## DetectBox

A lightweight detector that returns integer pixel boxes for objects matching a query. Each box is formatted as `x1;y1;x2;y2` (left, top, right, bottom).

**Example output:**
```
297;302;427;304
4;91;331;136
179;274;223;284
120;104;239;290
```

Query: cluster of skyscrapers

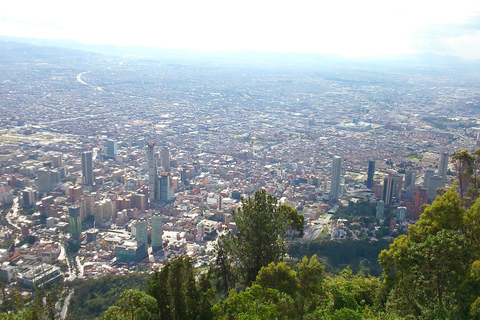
331;152;450;220
148;142;174;204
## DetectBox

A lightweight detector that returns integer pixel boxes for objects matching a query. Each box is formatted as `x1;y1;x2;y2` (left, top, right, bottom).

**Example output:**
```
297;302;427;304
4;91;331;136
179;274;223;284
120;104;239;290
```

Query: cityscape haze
0;14;480;316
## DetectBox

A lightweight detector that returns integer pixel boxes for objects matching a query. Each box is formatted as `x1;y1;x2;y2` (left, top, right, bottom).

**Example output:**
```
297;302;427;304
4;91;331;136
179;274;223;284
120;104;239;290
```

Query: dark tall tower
383;177;394;206
147;142;158;202
81;151;93;186
367;160;375;189
69;206;82;239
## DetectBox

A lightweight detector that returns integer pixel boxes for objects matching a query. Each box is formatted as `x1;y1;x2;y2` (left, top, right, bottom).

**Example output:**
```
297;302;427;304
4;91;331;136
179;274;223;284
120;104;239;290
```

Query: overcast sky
2;0;480;59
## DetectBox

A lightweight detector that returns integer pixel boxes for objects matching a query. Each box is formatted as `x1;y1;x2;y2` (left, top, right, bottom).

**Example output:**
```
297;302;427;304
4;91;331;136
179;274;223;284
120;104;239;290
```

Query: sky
1;0;480;59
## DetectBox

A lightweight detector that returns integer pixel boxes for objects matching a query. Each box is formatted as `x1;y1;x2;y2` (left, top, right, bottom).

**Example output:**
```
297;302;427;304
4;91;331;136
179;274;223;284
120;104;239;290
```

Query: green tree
408;185;464;243
296;255;325;318
213;284;292;320
285;205;305;238
231;189;298;284
104;289;158;320
146;256;215;320
213;233;237;293
256;262;298;297
379;186;479;319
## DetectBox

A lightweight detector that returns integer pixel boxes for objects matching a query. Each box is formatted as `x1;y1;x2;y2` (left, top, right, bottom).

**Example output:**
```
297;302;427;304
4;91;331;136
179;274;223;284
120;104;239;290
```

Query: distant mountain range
1;35;479;71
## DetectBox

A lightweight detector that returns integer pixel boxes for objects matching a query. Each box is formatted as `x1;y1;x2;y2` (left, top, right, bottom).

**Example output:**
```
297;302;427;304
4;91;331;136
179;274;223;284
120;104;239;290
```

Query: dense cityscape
1;39;480;317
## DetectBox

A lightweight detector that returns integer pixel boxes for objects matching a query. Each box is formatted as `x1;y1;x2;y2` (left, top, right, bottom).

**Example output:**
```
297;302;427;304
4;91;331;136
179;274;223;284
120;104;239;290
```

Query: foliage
288;239;389;276
67;274;148;320
146;256;215;320
104;289;158;320
380;185;480;319
336;200;376;219
212;233;237;293
230;189;302;285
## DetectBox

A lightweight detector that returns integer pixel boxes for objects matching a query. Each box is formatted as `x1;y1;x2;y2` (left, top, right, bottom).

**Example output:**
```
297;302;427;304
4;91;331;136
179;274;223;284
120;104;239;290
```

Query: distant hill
1;35;480;71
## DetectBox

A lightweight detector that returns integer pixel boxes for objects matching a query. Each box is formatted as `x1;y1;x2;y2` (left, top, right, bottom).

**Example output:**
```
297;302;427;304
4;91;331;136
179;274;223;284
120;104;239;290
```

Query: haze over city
2;0;480;59
2;2;480;318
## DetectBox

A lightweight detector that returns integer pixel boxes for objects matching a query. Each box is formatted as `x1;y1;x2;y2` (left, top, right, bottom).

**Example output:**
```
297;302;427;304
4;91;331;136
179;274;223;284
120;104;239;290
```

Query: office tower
160;147;170;172
159;172;175;202
151;213;163;251
383;177;394;205
147;142;158;202
81;151;94;186
22;188;36;207
136;218;148;257
396;206;407;222
438;152;449;184
423;169;435;188
376;200;385;222
106;140;118;158
331;156;342;201
404;170;416;188
51;155;62;168
392;174;403;200
37;167;51;194
413;187;428;220
367;160;375;189
69;206;82;237
427;175;444;201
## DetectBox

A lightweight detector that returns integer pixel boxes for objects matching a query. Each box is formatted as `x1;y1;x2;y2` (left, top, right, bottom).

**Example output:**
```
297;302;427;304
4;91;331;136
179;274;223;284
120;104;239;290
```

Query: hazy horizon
2;1;480;60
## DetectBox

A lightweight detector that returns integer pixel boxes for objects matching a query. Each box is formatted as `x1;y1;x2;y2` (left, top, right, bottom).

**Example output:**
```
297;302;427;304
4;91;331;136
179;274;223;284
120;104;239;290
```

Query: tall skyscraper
151;213;163;251
81;151;94;186
37;167;51;194
136;218;148;257
159;172;175;202
331;156;342;201
106;140;118;158
427;175;444;201
413;187;428;220
438;152;449;184
404;170;416;188
160;147;171;172
423;169;435;188
383;177;394;205
367;160;375;189
147;142;158;202
69;206;82;238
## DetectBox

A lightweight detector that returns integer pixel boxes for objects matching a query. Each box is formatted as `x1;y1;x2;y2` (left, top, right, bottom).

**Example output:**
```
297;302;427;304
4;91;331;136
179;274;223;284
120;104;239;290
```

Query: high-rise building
438;152;449;184
423;169;435;188
427;175;444;201
37;168;51;194
404;170;416;188
413;187;428;220
151;213;163;251
81;151;94;186
159;172;175;202
136;218;148;257
160;147;170;172
396;206;407;222
367;160;375;189
376;200;385;222
69;206;82;237
383;177;394;205
106;140;118;158
147;142;158;202
331;156;342;202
